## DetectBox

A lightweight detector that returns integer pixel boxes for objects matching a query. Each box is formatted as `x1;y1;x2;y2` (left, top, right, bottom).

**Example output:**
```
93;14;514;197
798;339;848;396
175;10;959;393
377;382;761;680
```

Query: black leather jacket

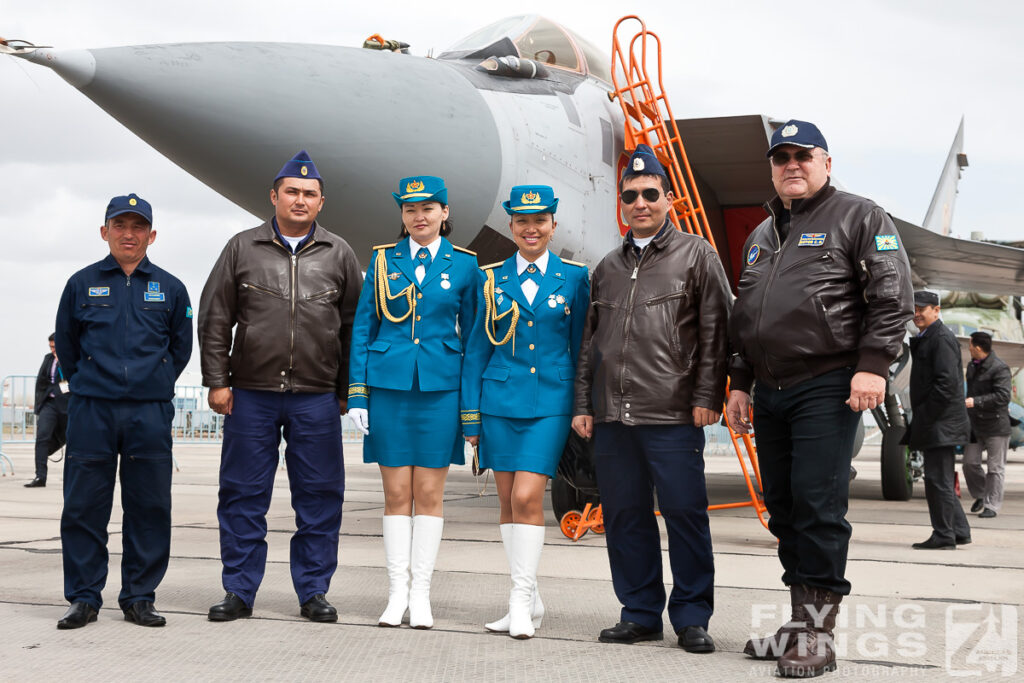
729;181;913;392
574;224;732;424
966;351;1012;437
198;220;363;398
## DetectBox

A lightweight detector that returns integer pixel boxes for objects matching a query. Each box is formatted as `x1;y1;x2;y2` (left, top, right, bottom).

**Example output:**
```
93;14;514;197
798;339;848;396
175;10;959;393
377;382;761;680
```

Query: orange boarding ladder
557;16;767;541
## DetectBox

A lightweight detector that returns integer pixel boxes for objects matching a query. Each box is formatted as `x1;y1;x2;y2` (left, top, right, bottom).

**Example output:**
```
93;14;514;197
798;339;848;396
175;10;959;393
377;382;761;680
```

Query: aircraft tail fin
922;117;968;235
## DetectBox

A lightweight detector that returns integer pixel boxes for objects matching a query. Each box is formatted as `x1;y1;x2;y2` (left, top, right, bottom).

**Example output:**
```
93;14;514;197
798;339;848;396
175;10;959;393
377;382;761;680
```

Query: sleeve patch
874;235;899;251
185;306;194;319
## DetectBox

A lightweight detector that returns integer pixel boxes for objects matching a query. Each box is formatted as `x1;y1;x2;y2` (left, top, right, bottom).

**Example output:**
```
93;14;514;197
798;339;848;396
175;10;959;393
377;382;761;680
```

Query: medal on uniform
555;295;565;304
497;294;504;305
564;305;571;315
548;296;557;308
388;272;400;280
440;272;451;290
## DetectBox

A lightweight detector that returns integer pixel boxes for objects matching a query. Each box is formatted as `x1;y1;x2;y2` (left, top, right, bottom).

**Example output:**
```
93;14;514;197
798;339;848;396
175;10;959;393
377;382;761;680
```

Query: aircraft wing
956;337;1024;370
893;217;1024;294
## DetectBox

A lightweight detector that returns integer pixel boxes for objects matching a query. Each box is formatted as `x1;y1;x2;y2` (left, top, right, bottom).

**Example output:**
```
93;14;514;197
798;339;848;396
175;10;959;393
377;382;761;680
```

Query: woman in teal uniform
347;176;480;630
464;185;589;639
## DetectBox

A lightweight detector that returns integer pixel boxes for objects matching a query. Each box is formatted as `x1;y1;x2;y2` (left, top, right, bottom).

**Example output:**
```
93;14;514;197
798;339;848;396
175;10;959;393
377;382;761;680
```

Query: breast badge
440;273;452;290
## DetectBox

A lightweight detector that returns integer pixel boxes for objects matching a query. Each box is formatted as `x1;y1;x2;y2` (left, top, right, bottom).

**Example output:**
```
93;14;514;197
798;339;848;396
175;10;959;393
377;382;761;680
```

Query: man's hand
347;408;369;435
965;397;975;409
846;371;886;412
464;435;480;446
572;415;593;439
338;398;347;414
693;406;720;428
725;390;752;434
209;387;233;415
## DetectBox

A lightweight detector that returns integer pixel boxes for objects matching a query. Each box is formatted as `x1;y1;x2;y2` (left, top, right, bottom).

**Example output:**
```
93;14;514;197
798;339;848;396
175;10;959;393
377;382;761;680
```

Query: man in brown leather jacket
198;151;362;624
572;145;731;654
726;121;913;677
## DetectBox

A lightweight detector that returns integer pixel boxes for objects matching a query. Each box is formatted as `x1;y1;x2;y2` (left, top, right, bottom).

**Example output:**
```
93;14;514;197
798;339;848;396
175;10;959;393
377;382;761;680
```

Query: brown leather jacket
198;220;363;398
574;224;732;425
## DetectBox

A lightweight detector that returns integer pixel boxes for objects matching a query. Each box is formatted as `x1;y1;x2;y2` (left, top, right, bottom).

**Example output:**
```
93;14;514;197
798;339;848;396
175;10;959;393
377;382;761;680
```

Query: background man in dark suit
26;333;69;487
963;331;1012;518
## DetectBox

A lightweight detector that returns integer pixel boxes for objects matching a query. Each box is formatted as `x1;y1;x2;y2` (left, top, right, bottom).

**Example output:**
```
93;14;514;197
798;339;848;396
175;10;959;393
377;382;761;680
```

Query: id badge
58;381;70;394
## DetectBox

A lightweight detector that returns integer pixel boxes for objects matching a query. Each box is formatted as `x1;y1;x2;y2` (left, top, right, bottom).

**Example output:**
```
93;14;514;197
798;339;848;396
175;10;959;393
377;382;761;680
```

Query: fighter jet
5;15;1024;503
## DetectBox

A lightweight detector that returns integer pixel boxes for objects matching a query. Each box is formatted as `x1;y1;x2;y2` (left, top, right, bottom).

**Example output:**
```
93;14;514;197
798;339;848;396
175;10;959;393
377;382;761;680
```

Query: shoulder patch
373;243;397;250
874;235;899;251
561;259;587;268
453;245;477;256
480;261;504;270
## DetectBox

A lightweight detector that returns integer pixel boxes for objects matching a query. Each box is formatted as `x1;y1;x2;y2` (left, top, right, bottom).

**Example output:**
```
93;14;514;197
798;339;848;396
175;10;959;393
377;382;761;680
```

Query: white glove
347;408;369;435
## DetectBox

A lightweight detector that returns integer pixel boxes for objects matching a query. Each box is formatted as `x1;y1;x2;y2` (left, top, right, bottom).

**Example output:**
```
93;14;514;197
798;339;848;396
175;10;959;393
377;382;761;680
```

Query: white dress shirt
516;250;549;305
409;236;441;284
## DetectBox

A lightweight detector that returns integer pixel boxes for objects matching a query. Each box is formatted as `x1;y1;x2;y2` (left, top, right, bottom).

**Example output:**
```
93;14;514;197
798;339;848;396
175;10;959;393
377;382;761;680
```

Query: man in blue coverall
54;193;193;629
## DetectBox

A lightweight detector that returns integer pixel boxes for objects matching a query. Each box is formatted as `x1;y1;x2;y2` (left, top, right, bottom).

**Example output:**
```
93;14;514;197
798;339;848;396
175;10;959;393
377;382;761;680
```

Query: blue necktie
415;247;432;270
520;265;541;286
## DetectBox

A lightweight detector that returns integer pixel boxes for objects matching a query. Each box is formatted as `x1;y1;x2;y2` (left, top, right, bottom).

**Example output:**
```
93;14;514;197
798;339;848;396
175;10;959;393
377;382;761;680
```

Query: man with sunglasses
726;120;912;677
573;144;732;654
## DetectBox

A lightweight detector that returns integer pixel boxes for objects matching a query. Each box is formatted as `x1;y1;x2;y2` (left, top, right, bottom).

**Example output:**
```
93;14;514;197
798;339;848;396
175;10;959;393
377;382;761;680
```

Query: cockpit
439;15;612;84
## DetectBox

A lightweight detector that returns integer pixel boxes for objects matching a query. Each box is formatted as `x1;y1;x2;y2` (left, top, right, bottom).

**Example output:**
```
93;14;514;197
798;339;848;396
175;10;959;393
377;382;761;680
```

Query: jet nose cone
20;48;97;88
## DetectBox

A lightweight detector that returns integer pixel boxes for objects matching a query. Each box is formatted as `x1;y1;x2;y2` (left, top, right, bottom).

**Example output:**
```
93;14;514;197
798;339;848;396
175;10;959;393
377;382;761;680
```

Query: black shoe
912;536;956;550
24;478;46;488
970;498;984;513
598;621;663;644
208;592;252;621
677;625;716;653
956;535;972;546
123;601;166;627
979;508;997;518
57;602;97;630
300;594;338;623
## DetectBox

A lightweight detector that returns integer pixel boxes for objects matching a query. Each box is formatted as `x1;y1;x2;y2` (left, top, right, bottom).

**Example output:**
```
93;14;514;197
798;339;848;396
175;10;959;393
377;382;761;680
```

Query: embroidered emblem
875;235;899;251
88;286;110;297
144;292;166;302
797;233;826;247
406;179;425;193
781;124;798;137
147;281;161;293
632;157;645;171
521;191;541;205
746;244;760;266
185;306;193;319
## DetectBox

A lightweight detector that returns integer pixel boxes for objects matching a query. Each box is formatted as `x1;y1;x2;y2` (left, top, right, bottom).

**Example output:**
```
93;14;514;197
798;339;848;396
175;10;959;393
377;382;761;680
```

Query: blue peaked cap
274;150;322;183
502;184;559;215
105;193;153;224
392;176;448;206
766;120;828;157
622;144;667;180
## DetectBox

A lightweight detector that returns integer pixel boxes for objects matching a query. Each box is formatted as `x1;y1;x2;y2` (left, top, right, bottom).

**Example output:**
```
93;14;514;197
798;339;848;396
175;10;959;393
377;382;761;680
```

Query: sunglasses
620;188;662;204
770;149;820;166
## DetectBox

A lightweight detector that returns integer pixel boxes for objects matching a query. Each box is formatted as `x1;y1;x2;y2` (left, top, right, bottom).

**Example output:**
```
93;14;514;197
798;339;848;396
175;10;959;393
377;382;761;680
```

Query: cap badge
406;180;425;193
781;124;798;138
300;165;308;176
522;191;541;205
632;157;645;171
128;197;137;206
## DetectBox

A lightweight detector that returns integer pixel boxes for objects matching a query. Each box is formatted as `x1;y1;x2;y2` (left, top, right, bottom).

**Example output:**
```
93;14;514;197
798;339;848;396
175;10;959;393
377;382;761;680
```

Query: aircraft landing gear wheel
586;506;605;534
881;426;913;501
560;510;585;540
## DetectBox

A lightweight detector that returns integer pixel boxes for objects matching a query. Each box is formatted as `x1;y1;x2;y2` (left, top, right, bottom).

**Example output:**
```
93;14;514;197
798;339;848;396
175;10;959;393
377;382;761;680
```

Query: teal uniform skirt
479;415;571;477
364;386;465;468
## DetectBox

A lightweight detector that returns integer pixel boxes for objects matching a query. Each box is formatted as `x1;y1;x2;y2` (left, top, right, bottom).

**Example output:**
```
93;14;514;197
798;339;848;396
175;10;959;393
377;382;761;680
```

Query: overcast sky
1;0;1020;379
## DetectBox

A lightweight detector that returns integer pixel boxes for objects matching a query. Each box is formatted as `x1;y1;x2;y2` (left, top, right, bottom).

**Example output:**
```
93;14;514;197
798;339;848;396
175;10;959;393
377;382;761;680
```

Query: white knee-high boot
485;523;544;632
408;514;444;629
509;523;546;639
378;515;412;627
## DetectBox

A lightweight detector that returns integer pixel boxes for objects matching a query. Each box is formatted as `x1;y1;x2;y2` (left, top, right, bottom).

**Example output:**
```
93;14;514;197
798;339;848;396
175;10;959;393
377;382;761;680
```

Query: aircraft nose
21;42;503;258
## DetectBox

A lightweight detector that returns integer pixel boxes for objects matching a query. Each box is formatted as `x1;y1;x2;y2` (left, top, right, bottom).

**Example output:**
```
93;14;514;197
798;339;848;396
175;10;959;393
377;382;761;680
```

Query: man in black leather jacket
963;331;1010;518
726;121;913;678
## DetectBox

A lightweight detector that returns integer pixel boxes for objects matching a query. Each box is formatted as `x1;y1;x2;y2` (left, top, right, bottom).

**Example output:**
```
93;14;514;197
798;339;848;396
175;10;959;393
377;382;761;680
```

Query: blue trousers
753;367;860;595
218;389;345;606
593;422;714;633
61;396;174;610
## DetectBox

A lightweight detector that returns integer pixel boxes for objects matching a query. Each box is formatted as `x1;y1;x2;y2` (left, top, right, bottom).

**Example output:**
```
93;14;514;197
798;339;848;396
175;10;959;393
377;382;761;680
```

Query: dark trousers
753;367;859;595
218;389;345;606
34;400;68;481
593;422;714;632
922;446;971;543
61;396;174;610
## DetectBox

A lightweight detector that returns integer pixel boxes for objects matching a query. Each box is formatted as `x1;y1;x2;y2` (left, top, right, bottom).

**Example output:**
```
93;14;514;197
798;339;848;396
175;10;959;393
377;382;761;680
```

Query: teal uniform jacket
348;236;482;434
464;252;590;419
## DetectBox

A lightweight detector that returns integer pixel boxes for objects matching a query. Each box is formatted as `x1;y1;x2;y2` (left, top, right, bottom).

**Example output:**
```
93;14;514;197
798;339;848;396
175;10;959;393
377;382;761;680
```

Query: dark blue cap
914;290;939;307
105;193;152;224
622;144;667;179
274;150;322;183
502;185;559;215
392;176;448;206
766;120;829;157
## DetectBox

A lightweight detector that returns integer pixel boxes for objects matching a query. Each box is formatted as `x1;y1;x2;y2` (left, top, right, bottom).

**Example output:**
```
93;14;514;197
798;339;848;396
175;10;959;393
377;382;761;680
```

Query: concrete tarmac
0;441;1021;681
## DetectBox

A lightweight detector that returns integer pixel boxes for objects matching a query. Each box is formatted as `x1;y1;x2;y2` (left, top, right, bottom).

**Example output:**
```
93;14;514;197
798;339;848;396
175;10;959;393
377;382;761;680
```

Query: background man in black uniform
26;333;69;487
963;331;1012;519
726;121;913;678
908;290;971;549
